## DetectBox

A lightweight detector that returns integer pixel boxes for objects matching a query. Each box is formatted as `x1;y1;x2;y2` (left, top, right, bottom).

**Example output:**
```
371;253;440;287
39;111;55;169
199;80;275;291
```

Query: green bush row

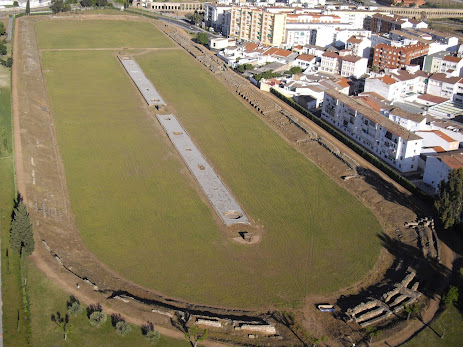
270;88;431;201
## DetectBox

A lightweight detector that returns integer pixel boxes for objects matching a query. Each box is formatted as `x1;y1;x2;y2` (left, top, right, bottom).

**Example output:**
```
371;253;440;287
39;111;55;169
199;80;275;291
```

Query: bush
116;321;131;336
145;329;160;343
89;311;107;327
142;322;160;343
67;301;82;316
443;286;459;305
195;32;209;46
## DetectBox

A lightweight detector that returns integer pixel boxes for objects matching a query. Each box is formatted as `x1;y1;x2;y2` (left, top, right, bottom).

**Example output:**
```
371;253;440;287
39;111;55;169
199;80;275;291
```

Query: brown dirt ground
12;13;457;346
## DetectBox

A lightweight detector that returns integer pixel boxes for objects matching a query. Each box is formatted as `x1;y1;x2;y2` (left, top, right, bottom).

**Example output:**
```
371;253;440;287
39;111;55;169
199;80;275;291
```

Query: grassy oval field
37;19;383;308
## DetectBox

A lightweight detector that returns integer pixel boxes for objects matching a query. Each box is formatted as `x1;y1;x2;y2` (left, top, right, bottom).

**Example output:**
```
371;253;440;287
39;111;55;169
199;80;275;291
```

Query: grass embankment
0;84;28;345
26;260;188;346
404;305;463;346
37;19;382;308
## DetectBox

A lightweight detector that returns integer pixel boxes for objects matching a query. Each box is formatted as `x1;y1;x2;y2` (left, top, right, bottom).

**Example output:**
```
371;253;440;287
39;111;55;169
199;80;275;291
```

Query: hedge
270;88;431;201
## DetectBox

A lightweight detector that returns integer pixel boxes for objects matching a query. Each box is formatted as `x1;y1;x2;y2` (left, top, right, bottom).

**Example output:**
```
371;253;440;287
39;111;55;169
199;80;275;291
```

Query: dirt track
11;13;457;346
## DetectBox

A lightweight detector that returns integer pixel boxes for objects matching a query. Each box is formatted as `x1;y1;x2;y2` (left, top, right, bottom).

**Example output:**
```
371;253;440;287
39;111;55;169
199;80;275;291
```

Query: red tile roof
379;75;398;85
417;94;449;104
347;36;362;44
443;55;462;63
296;54;316;62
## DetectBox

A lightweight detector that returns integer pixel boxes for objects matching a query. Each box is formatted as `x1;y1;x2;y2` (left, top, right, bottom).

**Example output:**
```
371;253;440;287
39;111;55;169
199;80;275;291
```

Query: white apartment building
320;51;368;78
364;70;428;102
423;150;463;193
293;54;317;72
435;55;463;76
385;108;427;132
426;74;462;100
334;29;371;47
346;35;371;59
322;89;422;172
204;3;233;33
285;23;357;48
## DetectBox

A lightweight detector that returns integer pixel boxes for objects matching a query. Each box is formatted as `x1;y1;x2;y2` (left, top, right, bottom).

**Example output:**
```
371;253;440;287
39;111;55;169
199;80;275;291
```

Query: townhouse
320;51;368;78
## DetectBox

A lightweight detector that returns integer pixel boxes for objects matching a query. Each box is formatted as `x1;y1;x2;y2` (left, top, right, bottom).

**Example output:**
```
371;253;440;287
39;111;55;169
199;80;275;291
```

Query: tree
443;286;459;305
26;0;30;15
67;296;82;316
286;66;303;75
0;43;6;56
51;311;72;340
4;57;13;68
10;197;35;256
80;0;92;6
51;0;65;13
13;1;18;6
0;23;6;36
434;168;463;229
89;311;107;327
403;303;420;321
237;63;253;73
142;322;160;343
185;326;208;347
115;321;131;336
195;32;209;46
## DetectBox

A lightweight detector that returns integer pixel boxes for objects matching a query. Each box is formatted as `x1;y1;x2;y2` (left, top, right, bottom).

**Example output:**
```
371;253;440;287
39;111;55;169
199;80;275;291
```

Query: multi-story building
320;51;368;78
364;70;428;101
204;3;233;33
346;36;371;58
322;89;422;172
372;43;429;69
370;13;426;34
229;7;287;46
423;150;463;193
426;74;462;99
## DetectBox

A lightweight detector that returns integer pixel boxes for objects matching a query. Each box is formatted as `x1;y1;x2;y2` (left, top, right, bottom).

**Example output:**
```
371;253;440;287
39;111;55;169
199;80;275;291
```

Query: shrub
116;321;131;336
67;301;82;316
145;329;160;343
443;286;459;305
89;311;107;327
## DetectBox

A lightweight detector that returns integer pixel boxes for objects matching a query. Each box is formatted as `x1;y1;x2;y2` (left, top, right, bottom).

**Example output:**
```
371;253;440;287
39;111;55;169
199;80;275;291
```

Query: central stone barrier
157;114;249;226
118;55;166;108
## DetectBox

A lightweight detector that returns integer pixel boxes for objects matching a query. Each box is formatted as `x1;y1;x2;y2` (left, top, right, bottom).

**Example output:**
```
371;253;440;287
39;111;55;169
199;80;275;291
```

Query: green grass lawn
35;20;175;49
0;87;28;346
26;260;188;347
404;305;463;347
37;20;383;308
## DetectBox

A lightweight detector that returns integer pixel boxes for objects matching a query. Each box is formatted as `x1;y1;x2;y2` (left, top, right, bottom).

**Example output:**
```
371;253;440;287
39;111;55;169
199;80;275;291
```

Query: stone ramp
157;114;249;226
118;56;166;107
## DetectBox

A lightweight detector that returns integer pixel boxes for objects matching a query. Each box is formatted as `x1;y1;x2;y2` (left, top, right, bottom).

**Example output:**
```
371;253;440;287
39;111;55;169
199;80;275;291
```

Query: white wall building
322;89;422;172
320;51;367;78
346;35;371;59
204;3;233;33
423;151;463;193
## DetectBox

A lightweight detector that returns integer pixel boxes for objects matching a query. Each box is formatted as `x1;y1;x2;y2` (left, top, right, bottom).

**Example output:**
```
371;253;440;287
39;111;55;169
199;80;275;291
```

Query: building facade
229;7;287;46
322;89;422;172
373;43;429;69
